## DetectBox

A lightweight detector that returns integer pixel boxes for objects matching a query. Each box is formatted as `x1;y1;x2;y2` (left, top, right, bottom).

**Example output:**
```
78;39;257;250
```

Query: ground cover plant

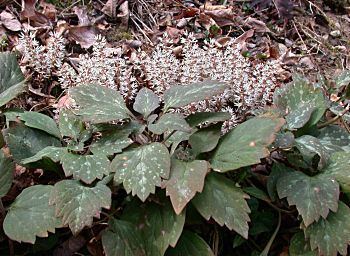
0;0;350;255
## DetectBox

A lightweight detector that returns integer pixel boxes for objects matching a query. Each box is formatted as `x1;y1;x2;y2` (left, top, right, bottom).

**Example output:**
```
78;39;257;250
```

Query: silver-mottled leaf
289;232;317;256
0;150;14;197
318;125;350;153
335;70;350;88
133;87;160;118
59;109;83;140
21;146;65;164
186;112;231;127
149;113;192;135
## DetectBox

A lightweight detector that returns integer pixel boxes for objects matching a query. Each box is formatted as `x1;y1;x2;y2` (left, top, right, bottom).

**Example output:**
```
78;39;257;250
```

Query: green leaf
133;87;160;118
111;143;170;202
149;113;192;135
296;135;330;170
186;112;231;127
243;187;269;201
289;232;317;256
274;75;327;129
189;123;222;155
267;163;293;201
22;146;65;164
58;109;83;140
17;112;61;138
102;218;146;256
318;125;350;153
335;70;350;88
165;159;209;214
122;199;185;256
163;80;228;110
49;180;111;235
304;202;350;256
90;128;133;156
165;231;214;256
69;84;131;123
277;171;339;226
274;131;295;149
61;152;111;184
3;185;62;244
211;117;285;172
4;124;61;163
322;151;350;192
192;173;251;238
0;150;14;197
0;52;26;107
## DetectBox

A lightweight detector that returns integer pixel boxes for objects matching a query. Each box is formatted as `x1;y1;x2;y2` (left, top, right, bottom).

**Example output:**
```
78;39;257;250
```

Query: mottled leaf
59;109;83;140
133;87;160;117
192;173;251;238
112;143;170;201
277;171;339;226
186;112;231;127
211;117;285;172
274;131;295;149
4;124;61;163
304;202;350;256
274;75;327;129
21;146;65;164
267;163;293;201
149;113;192;135
17;111;61;138
165;231;214;256
189;123;222;155
69;84;131;123
61;152;110;184
289;232;317;256
335;70;350;88
49;180;111;235
165;159;209;214
163;80;228;110
0;52;26;107
318;125;350;153
3;185;62;243
122;199;185;256
0;150;14;197
102;218;146;256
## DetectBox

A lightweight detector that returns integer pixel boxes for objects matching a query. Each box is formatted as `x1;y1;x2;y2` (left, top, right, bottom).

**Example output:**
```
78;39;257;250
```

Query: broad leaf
192;173;251;238
18;112;61;138
112;142;170;201
295;135;330;170
149;113;192;135
318;125;350;153
211;117;285;172
102;218;146;256
59;109;83;140
274;75;326;129
335;70;350;88
163;80;228;110
186;112;231;127
165;231;214;256
49;180;111;235
3;185;62;243
165;159;209;214
61;152;110;184
21;146;65;164
289;232;317;256
267;163;293;201
69;84;131;123
189;123;222;155
322;152;350;192
133;87;160;117
122;199;185;256
277;171;339;226
0;150;14;197
0;52;26;107
90;128;133;156
304;202;350;256
4;124;61;163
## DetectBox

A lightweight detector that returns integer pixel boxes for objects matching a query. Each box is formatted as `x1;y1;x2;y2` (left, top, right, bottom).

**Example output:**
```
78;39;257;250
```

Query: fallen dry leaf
20;0;51;27
245;17;270;33
0;11;22;31
202;6;236;27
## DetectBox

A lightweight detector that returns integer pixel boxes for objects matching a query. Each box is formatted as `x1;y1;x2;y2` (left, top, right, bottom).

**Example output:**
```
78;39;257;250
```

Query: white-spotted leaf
0;150;14;197
133;87;160;118
149;113;192;135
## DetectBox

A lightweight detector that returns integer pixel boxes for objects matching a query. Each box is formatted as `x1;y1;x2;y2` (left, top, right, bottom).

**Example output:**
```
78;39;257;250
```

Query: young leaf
4;124;61;163
149;113;192;135
165;231;214;256
322;152;350;192
189;123;222;155
61;152;111;184
211;117;285;172
0;52;26;107
69;84;131;123
90;128;133;156
289;232;317;256
274;75;327;130
59;109;83;140
186;112;231;127
122;199;185;256
3;185;62;244
192;173;251;238
0;150;14;197
102;218;146;256
163;80;228;110
133;87;160;118
17;111;61;138
304;202;350;256
49;180;111;235
111;142;170;202
165;159;209;214
277;171;339;227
